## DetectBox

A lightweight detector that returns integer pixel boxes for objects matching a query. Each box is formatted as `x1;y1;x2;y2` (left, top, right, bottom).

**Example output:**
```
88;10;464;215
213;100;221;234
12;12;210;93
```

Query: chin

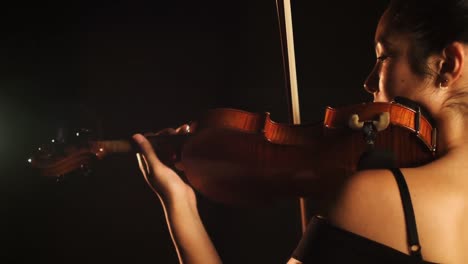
373;95;392;103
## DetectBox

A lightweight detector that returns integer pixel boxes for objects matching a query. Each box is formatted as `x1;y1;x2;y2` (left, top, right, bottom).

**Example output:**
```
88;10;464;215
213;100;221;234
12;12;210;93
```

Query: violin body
30;100;437;206
181;101;436;205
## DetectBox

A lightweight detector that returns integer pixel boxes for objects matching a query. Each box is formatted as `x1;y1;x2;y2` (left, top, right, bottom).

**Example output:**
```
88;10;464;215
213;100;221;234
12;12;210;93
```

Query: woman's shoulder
326;166;468;263
327;169;406;247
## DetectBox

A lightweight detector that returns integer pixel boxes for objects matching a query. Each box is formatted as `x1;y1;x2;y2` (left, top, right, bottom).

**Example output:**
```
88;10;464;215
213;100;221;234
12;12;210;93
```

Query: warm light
51;139;55;143
28;158;32;163
99;148;104;152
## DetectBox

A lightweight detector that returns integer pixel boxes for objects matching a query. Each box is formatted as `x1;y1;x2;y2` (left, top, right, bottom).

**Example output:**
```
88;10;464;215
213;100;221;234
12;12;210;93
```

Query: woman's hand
133;125;222;264
133;124;195;205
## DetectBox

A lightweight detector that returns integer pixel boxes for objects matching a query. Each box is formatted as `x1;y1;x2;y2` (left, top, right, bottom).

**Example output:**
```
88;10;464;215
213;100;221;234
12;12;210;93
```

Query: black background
2;0;387;263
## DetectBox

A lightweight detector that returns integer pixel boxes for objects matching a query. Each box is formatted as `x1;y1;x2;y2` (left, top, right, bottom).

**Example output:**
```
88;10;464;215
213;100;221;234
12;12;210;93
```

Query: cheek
379;64;398;97
379;62;410;98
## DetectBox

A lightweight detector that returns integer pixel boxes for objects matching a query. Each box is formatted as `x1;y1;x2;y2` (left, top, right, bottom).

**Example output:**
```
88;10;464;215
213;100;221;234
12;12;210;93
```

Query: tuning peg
75;128;93;138
70;128;95;146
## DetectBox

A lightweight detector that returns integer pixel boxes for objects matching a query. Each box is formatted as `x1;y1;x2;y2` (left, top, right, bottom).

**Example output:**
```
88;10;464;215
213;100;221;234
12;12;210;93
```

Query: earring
439;78;449;89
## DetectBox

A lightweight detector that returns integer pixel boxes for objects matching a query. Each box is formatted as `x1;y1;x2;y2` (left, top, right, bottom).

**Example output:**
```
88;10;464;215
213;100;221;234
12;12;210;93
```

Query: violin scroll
28;127;108;178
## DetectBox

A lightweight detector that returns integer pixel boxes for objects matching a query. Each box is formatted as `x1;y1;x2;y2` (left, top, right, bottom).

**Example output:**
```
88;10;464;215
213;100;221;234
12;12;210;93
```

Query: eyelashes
377;55;389;62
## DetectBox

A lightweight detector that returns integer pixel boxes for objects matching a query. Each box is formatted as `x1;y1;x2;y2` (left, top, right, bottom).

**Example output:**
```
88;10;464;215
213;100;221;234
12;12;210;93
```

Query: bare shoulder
327;166;468;262
328;169;400;220
327;169;409;252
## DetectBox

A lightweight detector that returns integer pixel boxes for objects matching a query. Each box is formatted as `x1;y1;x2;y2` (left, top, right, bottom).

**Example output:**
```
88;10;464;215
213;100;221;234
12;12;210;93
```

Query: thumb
132;133;164;172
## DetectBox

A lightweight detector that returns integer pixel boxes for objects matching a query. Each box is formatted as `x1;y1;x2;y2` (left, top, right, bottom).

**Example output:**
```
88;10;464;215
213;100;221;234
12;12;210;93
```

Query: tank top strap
389;168;423;260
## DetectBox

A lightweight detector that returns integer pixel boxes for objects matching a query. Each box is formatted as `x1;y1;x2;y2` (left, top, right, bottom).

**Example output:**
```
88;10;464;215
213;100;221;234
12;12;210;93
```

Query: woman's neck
434;107;468;157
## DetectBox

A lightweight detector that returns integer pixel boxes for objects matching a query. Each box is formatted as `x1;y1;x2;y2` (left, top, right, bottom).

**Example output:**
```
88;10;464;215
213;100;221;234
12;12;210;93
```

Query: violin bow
275;0;308;233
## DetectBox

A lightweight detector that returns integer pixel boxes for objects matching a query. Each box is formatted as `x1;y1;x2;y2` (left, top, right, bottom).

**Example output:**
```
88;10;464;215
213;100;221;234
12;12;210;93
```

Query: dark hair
387;0;468;76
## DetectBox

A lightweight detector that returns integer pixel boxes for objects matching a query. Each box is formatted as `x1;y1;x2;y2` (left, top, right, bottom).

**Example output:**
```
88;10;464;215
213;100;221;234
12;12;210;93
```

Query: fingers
132;133;163;170
175;124;191;134
152;128;177;136
136;153;150;175
136;152;160;195
134;124;189;174
144;124;191;136
136;152;150;183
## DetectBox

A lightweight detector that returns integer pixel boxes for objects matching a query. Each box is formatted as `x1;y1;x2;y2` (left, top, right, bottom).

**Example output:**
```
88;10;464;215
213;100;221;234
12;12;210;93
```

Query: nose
363;64;379;94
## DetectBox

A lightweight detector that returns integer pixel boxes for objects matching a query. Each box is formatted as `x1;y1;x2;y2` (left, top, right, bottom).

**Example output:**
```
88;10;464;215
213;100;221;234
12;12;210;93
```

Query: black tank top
291;168;438;264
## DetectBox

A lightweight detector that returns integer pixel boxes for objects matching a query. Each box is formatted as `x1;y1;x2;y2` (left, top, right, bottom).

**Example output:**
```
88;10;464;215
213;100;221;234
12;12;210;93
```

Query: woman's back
329;154;468;263
407;154;468;262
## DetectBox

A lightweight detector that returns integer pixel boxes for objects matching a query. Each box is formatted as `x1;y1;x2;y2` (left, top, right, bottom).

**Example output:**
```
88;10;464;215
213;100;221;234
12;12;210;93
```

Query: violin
29;98;437;206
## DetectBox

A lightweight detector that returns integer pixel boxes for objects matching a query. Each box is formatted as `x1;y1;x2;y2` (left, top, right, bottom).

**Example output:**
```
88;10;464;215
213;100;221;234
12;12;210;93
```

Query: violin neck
93;134;189;163
93;140;133;154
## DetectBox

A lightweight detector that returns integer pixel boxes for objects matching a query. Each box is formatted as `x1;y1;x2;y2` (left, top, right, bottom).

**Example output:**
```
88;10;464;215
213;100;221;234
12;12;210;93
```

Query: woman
133;0;468;263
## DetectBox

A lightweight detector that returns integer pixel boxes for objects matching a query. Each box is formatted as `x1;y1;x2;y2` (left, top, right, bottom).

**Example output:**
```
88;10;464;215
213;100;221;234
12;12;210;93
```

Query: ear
438;42;465;86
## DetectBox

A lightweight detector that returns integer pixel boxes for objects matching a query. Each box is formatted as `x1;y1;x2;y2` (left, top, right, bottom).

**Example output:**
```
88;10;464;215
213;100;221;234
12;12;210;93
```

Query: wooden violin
29;98;437;206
